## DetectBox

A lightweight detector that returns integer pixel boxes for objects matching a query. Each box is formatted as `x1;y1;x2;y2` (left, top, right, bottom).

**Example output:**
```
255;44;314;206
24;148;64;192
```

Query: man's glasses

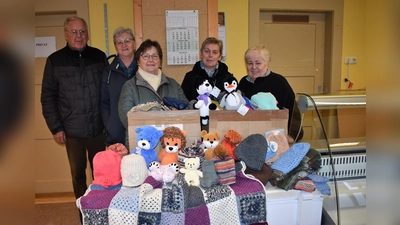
115;38;134;46
141;54;160;60
65;29;87;36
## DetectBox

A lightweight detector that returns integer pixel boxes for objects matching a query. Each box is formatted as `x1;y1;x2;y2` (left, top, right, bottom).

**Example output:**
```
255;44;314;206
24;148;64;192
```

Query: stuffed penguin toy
219;76;246;110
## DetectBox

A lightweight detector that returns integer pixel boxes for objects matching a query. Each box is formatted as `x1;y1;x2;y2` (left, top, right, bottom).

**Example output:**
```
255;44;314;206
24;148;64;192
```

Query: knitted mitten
213;155;236;185
200;160;219;189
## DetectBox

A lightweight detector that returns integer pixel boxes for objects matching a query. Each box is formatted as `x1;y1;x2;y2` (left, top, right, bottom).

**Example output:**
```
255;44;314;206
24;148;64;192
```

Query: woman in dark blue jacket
101;27;138;146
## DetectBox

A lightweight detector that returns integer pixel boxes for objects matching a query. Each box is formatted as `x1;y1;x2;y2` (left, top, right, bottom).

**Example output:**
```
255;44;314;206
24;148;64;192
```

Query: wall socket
345;57;357;64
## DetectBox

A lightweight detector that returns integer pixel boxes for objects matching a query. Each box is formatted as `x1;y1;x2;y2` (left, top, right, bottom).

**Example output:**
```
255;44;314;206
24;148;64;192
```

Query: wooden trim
35;11;76;16
207;0;218;38
133;0;143;47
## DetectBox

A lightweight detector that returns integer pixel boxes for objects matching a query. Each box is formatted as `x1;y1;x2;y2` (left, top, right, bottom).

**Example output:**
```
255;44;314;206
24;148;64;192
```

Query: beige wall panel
35;0;88;23
262;24;316;67
35;140;73;193
35;85;53;139
35;58;47;85
286;76;314;95
35;13;74;27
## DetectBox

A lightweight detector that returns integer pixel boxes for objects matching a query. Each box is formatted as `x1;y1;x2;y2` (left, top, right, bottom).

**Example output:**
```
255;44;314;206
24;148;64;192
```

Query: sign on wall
35;36;56;58
165;10;199;65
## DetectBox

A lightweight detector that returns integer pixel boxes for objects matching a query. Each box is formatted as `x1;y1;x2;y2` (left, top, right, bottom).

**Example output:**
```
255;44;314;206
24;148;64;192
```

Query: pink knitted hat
92;150;122;188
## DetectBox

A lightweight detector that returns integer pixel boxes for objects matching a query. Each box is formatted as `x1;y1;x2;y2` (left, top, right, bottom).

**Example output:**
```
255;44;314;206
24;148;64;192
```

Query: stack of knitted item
234;130;330;195
234;134;272;185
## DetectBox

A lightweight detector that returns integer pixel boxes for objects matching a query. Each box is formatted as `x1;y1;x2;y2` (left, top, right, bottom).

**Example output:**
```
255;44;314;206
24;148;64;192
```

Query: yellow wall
341;0;366;90
218;0;248;79
88;0;134;57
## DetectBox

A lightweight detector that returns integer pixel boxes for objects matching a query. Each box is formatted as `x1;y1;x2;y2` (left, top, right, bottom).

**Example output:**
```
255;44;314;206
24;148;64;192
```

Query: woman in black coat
181;37;233;102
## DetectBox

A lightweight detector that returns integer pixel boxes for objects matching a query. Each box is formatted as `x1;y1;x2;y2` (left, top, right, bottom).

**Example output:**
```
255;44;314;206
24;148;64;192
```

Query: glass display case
294;91;366;225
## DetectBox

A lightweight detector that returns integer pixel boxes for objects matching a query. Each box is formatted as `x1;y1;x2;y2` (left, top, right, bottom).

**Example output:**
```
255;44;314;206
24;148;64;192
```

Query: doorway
259;12;326;95
248;0;344;94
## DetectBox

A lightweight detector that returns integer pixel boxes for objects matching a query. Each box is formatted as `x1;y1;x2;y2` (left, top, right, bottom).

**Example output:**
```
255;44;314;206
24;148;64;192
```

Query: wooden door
259;12;326;95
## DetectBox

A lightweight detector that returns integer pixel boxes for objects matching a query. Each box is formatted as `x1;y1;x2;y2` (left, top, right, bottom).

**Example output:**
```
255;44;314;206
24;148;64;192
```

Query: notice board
134;0;217;84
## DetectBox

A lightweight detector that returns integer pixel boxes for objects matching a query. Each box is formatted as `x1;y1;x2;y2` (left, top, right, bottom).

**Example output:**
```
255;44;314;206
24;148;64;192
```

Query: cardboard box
127;110;200;152
209;109;289;138
127;109;289;152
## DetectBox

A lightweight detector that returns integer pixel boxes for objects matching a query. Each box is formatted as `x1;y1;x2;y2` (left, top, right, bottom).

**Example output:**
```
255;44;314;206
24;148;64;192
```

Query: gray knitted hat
234;134;268;171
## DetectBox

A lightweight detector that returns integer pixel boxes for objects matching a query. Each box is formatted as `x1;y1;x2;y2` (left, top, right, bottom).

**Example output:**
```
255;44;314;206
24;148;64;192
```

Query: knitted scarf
138;67;162;91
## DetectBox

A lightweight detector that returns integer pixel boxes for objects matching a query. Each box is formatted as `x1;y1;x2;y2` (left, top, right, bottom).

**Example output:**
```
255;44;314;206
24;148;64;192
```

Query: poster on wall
35;36;56;58
165;10;199;65
218;12;227;61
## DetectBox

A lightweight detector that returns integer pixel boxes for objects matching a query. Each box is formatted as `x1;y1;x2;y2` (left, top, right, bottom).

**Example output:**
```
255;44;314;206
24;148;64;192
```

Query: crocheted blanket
77;170;267;225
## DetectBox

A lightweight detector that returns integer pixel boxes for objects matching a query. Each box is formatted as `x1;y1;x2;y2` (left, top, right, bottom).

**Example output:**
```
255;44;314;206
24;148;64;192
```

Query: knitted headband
92;150;122;188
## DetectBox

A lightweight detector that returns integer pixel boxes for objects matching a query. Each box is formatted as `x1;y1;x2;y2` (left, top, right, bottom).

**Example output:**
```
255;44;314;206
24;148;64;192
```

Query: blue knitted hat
271;142;310;174
250;92;279;110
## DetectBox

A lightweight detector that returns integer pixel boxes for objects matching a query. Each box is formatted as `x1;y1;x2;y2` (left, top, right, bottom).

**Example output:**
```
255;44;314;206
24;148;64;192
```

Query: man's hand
53;131;66;145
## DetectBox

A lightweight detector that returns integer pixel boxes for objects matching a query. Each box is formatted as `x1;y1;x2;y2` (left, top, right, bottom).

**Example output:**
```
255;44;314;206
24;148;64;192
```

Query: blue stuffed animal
132;126;163;169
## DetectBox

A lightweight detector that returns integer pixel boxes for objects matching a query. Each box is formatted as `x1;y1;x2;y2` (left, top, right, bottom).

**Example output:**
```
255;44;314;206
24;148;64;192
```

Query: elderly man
41;16;108;202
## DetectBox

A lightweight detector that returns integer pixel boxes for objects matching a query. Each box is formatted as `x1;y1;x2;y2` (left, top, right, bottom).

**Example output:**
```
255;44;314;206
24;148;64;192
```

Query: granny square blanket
77;170;267;225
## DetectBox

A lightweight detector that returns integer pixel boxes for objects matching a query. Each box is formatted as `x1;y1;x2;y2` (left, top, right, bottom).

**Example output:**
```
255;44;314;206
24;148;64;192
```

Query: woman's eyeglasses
115;38;134;46
141;54;160;60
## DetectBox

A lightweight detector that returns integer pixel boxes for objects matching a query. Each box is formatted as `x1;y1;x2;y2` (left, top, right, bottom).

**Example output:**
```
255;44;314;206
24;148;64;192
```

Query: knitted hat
92;150;122;188
265;130;290;164
271;142;310;174
107;143;128;158
121;154;148;187
178;139;205;170
250;92;279;110
234;134;268;171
